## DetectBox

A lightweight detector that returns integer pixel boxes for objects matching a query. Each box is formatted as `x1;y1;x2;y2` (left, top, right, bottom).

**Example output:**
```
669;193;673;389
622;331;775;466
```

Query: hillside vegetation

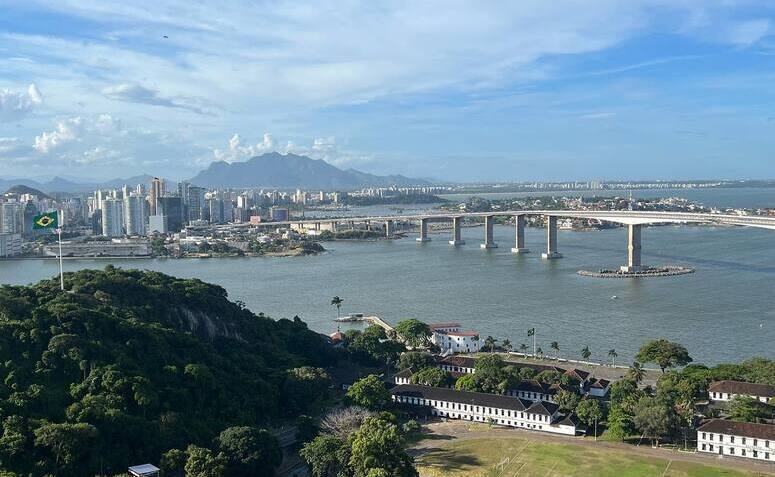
0;267;336;476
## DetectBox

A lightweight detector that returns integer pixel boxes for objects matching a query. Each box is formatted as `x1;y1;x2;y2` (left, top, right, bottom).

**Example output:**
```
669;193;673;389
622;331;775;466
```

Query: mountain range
189;152;427;188
2;153;428;194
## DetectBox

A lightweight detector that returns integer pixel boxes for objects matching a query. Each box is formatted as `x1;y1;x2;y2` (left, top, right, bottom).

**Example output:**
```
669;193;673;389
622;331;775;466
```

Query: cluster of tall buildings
85;179;308;238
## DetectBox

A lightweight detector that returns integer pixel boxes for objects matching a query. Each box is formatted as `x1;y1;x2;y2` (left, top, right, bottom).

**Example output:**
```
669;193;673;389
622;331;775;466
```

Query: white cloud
211;132;377;170
102;83;207;114
33;117;85;153
0;83;43;120
213;132;276;162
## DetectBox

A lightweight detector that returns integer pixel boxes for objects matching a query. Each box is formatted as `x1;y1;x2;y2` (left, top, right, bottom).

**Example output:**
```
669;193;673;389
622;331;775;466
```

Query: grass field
415;437;775;477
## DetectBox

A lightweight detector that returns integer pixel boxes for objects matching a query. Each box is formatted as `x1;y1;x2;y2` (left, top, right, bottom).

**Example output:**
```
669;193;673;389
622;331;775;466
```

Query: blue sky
1;1;774;182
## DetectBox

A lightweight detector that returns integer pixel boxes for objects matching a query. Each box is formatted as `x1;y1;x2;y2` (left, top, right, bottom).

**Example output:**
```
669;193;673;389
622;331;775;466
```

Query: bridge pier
541;216;562;259
480;215;498;249
620;224;643;272
511;214;530;254
385;220;394;238
449;216;465;245
416;218;431;242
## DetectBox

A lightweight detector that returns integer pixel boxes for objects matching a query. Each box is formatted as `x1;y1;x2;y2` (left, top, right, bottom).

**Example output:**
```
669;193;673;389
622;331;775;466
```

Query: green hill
0;267;336;476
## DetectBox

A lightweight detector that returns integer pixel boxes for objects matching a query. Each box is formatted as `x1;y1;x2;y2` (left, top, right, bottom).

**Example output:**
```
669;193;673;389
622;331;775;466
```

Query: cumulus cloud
102;83;207;114
212;133;375;169
0;83;43;120
26;114;209;175
213;133;276;162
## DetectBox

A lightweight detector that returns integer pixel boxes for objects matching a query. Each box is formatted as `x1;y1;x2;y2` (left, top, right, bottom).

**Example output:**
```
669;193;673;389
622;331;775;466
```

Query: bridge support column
416;218;431;242
385;220;394;238
480;215;498;249
541;216;562;259
511;214;530;254
620;224;643;272
449;216;465;245
330;221;337;232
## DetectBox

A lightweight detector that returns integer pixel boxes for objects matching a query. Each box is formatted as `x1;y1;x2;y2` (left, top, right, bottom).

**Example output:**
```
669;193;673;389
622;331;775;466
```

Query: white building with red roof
428;322;482;354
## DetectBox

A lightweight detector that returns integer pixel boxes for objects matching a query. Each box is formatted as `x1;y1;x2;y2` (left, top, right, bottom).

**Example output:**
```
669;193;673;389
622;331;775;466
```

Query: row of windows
432;410;545;430
701;433;770;448
700;444;771;460
396;396;551;422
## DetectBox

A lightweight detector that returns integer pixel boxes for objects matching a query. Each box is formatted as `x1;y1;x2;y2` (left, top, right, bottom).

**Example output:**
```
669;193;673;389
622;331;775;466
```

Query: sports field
415;437;775;477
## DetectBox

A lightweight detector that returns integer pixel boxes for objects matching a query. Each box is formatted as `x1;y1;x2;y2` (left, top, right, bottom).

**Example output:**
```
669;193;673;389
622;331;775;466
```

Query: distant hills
1;153;428;194
189;152;428;188
0;174;156;195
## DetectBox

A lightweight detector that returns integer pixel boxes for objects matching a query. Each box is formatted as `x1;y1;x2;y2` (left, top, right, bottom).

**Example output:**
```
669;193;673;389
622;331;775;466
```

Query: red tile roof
709;380;775;397
698;419;775;440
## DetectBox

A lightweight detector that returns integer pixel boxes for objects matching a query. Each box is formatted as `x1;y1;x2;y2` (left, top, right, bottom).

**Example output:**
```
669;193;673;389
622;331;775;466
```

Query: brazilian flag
33;211;58;230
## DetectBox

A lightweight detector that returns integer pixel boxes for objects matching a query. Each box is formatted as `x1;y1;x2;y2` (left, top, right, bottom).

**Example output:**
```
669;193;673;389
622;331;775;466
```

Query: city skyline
2;2;775;182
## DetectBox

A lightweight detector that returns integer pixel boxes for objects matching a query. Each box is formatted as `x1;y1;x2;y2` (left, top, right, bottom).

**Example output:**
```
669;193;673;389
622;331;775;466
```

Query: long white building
391;384;580;436
708;381;775;404
697;419;774;462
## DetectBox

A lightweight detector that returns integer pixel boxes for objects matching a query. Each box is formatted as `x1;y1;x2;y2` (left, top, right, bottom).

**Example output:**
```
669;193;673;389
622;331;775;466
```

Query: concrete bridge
265;210;775;272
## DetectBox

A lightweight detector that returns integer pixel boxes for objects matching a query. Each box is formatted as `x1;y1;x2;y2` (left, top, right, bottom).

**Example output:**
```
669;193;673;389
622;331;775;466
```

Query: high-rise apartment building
101;198;124;237
156;196;183;232
1;202;22;234
149;177;164;215
124;195;148;236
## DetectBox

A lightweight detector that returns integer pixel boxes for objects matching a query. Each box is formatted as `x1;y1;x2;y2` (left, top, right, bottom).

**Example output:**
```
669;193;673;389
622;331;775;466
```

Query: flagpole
57;211;64;291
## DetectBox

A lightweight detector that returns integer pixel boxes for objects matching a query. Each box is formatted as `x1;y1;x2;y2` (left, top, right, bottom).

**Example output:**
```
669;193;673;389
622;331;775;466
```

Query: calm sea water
1;188;774;365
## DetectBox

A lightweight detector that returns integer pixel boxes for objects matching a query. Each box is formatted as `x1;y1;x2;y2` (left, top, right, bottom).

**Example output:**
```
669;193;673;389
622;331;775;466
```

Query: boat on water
334;313;364;322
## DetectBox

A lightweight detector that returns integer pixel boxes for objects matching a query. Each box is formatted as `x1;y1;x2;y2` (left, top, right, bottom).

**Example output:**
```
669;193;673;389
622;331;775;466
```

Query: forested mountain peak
0;267;335;476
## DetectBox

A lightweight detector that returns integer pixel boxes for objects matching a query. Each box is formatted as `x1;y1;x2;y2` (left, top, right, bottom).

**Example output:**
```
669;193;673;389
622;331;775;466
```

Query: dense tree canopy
0;267;337;476
394;319;430;348
636;339;692;373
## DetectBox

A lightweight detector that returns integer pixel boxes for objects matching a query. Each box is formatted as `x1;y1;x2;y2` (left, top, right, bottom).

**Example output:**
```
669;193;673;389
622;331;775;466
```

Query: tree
320;407;374;439
216;426;282;477
394;319;430;348
300;434;349;477
555;390;580;412
628;362;646;384
604;406;635;441
398;351;434;371
484;336;497;352
411;367;452;388
331;296;344;318
608;349;618;367
185;445;227;477
346;375;390;410
581;345;591;360
33;422;98;473
454;374;479;391
632;396;674;447
576;399;604;440
636;339;692;373
536;346;544;359
518;343;528;355
283;367;331;415
609;379;640;411
502;339;512;352
728;396;772;423
550;341;560;359
348;417;418;477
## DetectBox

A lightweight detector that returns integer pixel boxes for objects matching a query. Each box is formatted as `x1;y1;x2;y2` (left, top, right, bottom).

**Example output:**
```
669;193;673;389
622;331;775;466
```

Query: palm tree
628;361;645;384
330;296;343;318
550;341;560;360
502;339;512;352
608;349;618;367
581;345;591;360
484;336;497;352
536;346;544;359
519;343;528;355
